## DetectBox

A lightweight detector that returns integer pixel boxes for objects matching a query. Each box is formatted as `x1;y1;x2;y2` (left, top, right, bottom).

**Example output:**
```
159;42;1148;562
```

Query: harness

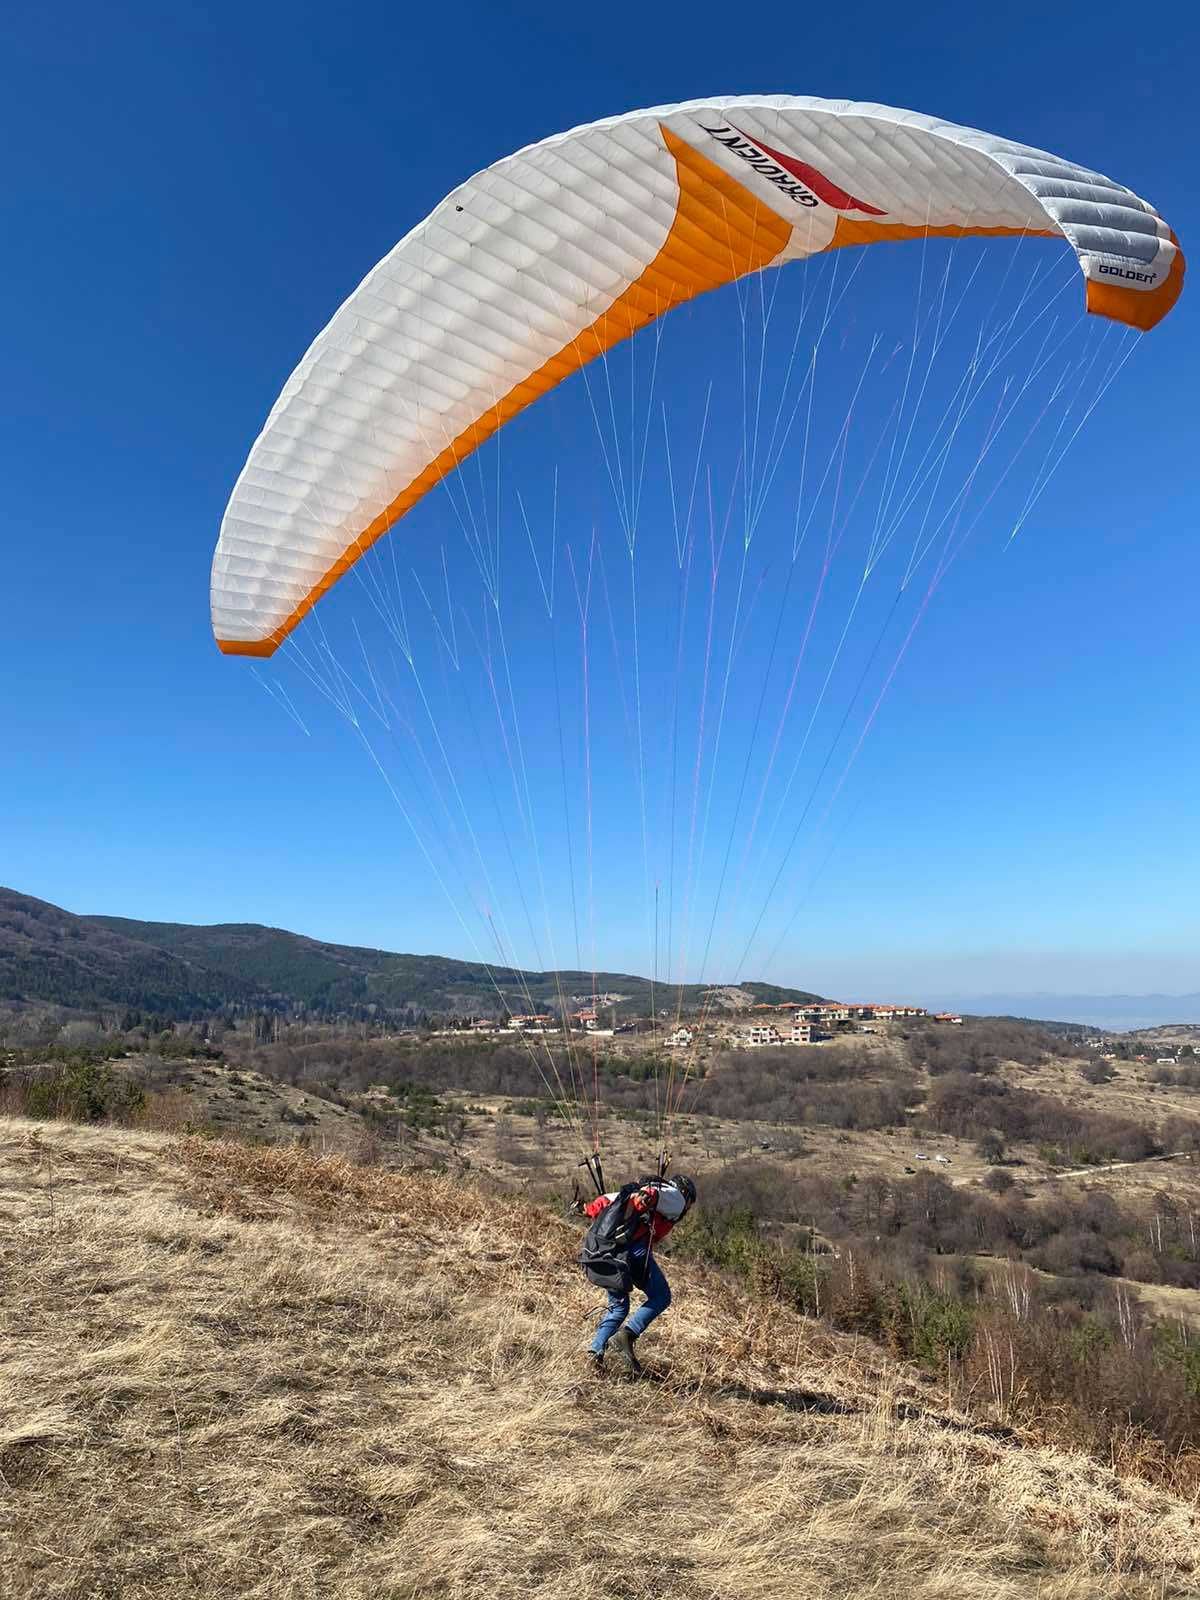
578;1180;660;1295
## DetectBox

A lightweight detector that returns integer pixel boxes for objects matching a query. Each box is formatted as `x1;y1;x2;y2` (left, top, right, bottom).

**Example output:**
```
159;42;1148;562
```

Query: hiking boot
609;1327;643;1378
585;1350;605;1377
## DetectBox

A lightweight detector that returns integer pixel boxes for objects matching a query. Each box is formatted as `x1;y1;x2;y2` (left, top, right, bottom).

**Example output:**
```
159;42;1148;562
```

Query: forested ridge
0;886;820;1021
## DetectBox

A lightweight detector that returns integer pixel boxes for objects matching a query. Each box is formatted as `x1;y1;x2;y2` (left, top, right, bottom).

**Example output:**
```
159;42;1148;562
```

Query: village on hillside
447;997;964;1051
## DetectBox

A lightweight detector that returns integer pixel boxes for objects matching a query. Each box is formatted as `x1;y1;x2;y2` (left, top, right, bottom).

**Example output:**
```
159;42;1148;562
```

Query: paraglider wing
211;95;1183;657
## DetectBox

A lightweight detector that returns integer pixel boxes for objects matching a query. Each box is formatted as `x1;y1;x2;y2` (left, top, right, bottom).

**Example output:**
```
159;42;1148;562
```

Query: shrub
15;1059;145;1125
1080;1059;1116;1085
975;1130;1006;1164
904;1287;976;1363
1032;1229;1121;1278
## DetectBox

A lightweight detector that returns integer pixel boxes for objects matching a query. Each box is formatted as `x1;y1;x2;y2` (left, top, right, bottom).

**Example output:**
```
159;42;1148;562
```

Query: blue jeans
590;1256;672;1354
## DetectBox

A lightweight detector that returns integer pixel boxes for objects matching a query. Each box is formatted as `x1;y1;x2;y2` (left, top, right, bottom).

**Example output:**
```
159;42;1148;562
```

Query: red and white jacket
583;1180;688;1258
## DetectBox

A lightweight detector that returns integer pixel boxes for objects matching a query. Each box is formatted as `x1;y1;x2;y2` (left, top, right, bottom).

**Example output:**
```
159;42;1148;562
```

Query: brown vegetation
688;1158;1200;1489
3;1116;1199;1598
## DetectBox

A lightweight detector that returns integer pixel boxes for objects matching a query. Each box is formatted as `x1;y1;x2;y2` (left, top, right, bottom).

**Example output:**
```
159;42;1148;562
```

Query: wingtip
215;636;280;658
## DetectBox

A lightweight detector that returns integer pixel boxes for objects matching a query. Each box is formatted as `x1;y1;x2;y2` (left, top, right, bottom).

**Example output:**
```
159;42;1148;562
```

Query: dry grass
2;1117;1198;1599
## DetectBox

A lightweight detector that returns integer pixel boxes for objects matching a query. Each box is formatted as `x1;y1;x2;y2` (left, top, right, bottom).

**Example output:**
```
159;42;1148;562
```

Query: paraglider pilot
578;1174;697;1376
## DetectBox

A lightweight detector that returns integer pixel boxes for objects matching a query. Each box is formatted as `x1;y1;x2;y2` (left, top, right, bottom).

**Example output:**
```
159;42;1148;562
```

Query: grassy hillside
2;1116;1196;1598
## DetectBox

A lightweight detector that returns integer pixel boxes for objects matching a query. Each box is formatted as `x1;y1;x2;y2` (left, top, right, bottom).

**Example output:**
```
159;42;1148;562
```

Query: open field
11;1023;1200;1340
16;1027;1200;1201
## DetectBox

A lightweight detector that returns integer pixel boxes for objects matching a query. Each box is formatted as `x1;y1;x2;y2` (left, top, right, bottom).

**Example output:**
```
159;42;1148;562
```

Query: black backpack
579;1181;645;1294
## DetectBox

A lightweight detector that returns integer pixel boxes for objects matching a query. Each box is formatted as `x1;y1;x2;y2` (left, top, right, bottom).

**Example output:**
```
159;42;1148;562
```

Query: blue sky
3;0;1198;1007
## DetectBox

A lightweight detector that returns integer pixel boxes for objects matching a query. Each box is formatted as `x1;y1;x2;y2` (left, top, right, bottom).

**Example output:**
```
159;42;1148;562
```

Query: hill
0;887;262;1013
0;885;822;1021
2;1115;1196;1598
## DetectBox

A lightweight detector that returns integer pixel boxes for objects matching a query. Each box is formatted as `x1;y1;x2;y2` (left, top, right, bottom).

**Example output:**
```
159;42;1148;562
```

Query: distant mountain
936;993;1200;1032
0;887;822;1021
0;888;262;1014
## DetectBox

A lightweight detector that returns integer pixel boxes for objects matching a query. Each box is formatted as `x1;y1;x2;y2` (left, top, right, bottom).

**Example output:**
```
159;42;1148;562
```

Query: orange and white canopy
212;94;1183;657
